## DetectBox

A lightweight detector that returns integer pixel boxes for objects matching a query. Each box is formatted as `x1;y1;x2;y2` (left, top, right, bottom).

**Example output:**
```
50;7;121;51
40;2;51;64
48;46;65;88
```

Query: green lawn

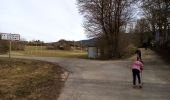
0;58;65;99
13;46;88;58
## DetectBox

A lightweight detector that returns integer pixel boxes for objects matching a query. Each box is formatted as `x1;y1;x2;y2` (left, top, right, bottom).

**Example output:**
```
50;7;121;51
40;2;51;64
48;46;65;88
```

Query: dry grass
13;46;87;59
0;58;66;100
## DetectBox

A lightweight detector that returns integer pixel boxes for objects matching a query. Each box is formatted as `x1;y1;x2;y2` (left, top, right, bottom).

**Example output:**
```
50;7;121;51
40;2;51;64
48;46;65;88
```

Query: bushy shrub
118;33;137;58
46;45;56;50
0;40;25;54
46;41;71;51
122;44;137;58
12;41;25;51
0;40;9;54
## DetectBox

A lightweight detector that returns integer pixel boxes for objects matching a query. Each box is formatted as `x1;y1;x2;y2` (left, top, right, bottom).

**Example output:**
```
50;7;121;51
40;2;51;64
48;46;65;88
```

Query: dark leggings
132;69;141;85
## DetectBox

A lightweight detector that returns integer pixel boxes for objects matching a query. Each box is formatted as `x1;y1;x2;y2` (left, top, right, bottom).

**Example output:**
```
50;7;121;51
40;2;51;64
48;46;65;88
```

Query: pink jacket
132;61;144;71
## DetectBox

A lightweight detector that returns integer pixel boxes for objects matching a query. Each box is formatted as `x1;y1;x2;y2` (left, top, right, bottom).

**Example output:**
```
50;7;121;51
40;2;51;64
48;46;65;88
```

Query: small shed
88;46;100;59
84;38;100;59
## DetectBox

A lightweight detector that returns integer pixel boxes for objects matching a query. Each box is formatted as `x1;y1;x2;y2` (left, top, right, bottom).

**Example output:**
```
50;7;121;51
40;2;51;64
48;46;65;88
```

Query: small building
0;33;20;41
11;34;20;41
88;46;100;59
86;38;96;59
1;33;9;40
87;39;100;59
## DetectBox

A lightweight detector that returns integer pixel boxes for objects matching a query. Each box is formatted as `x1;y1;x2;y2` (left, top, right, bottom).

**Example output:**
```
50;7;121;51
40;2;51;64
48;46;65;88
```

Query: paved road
1;49;170;100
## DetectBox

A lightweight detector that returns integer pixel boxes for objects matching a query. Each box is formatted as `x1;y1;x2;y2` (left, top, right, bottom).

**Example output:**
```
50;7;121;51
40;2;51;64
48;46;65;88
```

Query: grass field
12;46;88;58
0;58;65;99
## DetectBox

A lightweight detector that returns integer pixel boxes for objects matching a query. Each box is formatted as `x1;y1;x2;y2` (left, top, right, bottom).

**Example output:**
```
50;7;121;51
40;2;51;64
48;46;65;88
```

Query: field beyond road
12;46;87;58
0;58;67;99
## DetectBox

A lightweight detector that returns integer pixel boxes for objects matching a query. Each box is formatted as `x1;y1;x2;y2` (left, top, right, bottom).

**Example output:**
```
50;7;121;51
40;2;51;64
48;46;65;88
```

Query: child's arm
140;62;144;70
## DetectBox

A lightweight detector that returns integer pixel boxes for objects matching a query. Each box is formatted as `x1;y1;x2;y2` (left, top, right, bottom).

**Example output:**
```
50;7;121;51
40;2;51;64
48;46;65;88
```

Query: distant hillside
45;38;96;47
77;38;96;46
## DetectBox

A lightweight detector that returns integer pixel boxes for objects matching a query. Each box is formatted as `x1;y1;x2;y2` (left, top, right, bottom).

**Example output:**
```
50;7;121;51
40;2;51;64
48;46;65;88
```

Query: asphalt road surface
0;49;170;100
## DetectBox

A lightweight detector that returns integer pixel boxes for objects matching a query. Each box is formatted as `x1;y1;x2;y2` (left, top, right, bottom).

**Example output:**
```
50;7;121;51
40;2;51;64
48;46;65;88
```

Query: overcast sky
0;0;87;42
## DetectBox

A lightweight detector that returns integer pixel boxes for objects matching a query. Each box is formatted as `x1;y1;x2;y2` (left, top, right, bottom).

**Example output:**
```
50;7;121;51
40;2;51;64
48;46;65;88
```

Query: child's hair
137;56;140;61
137;57;144;64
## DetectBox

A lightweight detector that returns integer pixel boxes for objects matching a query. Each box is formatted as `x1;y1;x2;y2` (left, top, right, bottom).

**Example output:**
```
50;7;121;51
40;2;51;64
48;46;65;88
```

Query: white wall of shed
88;47;97;59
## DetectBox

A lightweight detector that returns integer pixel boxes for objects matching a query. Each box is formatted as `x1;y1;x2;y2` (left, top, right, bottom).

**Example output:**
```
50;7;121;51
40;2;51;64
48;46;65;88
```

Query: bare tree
141;0;170;46
133;18;152;46
77;0;136;58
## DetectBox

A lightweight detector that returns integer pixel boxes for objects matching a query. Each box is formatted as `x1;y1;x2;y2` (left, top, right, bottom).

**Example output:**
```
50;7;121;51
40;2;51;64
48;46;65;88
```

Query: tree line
141;0;170;47
77;0;170;59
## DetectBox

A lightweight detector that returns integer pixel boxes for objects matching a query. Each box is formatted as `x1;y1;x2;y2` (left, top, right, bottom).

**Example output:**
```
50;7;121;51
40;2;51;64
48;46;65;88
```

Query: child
135;49;142;61
132;58;144;88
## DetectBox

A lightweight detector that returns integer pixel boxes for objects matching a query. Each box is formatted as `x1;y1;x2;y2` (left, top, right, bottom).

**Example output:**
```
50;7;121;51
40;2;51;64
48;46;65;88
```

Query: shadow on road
153;48;170;65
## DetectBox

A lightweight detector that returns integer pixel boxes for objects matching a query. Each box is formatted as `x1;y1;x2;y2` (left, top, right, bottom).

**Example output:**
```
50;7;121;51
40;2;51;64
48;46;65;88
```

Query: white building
88;46;101;59
10;34;20;41
0;33;20;41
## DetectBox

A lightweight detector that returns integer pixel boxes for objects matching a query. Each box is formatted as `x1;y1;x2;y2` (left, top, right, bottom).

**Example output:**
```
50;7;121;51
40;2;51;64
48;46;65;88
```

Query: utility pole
74;41;75;50
8;33;12;67
35;40;37;55
9;33;12;59
40;42;42;56
81;41;82;52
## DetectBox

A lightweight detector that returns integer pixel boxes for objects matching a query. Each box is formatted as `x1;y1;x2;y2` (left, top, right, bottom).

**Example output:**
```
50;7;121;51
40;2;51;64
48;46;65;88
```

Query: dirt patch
0;58;68;100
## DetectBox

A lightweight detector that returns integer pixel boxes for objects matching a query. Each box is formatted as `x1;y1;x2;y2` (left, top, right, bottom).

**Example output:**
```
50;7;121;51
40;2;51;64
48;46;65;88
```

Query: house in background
0;33;20;41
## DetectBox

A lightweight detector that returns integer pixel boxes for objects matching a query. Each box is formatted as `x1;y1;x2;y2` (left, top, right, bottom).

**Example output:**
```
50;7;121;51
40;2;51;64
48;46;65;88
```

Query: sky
0;0;87;42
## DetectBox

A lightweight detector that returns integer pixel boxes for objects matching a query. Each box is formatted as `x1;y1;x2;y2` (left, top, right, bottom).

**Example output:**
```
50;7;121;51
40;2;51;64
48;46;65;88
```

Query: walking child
132;58;144;88
135;49;142;61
